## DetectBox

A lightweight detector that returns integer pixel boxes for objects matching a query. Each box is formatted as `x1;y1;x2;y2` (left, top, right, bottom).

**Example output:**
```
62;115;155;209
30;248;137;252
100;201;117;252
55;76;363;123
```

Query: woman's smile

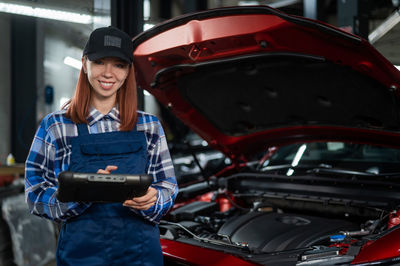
99;80;115;90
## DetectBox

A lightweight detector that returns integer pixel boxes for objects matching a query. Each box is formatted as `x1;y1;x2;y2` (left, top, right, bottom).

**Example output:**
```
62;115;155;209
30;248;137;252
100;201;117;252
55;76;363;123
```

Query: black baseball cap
83;26;133;63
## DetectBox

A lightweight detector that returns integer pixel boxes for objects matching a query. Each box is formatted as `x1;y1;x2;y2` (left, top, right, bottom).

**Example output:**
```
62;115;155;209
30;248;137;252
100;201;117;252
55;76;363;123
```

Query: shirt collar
86;106;121;126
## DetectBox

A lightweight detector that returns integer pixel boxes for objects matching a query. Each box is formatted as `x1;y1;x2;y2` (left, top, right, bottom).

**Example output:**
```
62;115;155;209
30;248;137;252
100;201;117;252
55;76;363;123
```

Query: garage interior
0;0;399;265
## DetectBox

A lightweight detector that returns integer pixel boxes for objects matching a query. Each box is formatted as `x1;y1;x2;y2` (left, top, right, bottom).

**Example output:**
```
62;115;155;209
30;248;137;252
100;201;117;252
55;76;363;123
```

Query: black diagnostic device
56;171;153;202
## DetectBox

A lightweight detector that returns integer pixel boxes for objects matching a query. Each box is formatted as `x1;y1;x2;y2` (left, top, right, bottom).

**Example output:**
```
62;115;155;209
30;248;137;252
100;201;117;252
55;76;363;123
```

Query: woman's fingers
94;166;157;210
123;187;158;210
105;165;118;172
124;195;157;207
96;165;118;174
134;187;157;202
123;199;156;210
133;203;155;210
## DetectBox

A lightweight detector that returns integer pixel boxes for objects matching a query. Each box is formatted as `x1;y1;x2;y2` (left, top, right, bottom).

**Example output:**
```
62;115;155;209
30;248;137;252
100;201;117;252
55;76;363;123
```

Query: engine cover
217;212;358;253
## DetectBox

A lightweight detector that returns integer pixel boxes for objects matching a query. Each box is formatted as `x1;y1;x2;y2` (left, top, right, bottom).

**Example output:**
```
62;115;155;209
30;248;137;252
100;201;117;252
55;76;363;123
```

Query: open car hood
132;6;400;161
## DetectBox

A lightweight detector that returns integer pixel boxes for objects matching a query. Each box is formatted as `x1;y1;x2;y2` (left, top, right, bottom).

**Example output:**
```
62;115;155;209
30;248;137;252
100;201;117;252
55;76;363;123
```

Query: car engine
160;172;398;265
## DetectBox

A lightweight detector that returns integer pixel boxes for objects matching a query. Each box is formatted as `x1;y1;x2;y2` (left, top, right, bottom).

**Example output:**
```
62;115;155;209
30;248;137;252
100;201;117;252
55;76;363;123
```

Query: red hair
65;62;137;131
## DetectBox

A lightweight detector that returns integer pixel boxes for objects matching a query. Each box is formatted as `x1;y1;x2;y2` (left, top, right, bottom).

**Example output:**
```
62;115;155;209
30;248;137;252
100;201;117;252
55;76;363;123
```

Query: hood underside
132;6;400;160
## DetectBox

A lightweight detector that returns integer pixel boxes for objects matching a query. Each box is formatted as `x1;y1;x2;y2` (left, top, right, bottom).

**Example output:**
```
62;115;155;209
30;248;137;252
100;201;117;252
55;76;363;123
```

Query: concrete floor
44;259;57;266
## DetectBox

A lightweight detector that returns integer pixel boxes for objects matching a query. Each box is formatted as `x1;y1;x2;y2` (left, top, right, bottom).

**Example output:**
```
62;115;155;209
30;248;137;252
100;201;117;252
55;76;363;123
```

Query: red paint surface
161;239;256;265
352;228;400;264
133;7;400;162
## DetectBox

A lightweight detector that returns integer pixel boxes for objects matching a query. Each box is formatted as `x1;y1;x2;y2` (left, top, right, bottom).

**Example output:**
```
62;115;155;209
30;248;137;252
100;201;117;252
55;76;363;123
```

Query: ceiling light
238;1;259;6
369;9;400;44
143;0;150;21
64;56;82;70
144;23;154;31
0;2;92;24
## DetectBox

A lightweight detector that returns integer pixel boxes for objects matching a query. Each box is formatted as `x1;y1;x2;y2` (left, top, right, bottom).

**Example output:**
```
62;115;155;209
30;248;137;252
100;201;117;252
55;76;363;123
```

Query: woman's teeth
101;82;113;87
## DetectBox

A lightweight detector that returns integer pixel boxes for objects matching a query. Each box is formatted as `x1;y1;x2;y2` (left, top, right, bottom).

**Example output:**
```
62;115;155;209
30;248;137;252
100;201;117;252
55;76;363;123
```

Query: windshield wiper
260;163;332;172
306;167;400;178
261;164;400;177
306;167;376;176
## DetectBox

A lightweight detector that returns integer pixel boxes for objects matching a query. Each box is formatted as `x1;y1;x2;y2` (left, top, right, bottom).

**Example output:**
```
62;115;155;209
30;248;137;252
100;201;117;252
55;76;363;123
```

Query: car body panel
132;5;400;266
133;6;400;162
351;228;400;264
161;239;255;265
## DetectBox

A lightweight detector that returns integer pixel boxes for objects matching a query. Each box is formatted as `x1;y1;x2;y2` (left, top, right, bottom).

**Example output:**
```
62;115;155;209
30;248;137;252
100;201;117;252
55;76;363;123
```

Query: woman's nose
102;63;113;77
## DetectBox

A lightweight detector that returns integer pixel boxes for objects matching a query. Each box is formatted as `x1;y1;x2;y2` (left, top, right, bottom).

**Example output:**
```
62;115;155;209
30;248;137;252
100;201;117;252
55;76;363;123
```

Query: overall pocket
78;140;147;173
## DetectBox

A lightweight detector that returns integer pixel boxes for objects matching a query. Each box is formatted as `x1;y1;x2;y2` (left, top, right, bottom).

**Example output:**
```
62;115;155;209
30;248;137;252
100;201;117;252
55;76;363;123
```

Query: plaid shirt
25;107;178;223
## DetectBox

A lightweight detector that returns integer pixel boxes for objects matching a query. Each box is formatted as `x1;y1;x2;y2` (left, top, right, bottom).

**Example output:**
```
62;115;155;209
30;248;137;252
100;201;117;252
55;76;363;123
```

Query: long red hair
65;61;137;131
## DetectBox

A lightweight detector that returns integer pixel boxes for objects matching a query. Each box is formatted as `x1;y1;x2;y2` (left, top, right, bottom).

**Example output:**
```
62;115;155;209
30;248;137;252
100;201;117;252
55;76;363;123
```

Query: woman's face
83;57;130;104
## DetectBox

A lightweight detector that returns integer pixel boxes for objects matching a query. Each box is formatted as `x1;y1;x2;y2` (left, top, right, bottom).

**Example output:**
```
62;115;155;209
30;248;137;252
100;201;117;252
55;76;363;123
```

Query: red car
133;6;400;266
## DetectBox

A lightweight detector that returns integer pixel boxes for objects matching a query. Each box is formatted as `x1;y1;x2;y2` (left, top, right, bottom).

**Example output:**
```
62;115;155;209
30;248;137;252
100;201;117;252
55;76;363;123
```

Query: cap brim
87;50;132;63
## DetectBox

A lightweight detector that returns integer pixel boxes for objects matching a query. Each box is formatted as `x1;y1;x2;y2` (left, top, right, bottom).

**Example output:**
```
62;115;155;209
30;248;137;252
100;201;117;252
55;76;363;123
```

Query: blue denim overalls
56;124;163;266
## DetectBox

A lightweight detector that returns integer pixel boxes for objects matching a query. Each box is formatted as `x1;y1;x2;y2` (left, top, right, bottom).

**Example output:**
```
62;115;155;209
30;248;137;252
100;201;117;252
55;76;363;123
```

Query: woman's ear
82;57;87;74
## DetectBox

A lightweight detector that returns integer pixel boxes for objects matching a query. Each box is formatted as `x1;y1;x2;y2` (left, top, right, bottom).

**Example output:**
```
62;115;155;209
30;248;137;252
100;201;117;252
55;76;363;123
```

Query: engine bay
160;172;400;265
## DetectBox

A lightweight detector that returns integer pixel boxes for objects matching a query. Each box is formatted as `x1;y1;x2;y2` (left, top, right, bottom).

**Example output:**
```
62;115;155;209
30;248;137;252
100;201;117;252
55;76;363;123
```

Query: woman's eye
93;60;103;65
116;63;127;68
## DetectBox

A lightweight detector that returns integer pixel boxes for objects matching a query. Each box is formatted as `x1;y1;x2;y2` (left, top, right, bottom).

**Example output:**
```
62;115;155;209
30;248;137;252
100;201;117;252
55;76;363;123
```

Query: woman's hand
97;165;118;174
97;165;157;210
123;187;158;210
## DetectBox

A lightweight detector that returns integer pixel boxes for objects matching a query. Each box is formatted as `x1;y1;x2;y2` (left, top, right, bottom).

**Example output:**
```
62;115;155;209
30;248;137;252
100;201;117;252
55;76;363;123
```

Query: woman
25;26;178;265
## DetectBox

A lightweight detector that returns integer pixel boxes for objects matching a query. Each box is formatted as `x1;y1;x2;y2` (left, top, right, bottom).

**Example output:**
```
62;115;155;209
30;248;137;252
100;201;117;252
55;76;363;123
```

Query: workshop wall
0;14;11;165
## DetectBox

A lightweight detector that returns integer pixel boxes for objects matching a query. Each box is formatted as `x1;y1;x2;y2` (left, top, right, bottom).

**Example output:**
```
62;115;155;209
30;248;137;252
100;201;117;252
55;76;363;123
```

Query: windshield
259;142;400;176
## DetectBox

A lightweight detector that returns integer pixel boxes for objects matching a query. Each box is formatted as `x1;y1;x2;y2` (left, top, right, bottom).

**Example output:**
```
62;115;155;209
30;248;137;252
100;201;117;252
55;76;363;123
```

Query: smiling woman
66;26;138;131
24;26;178;266
82;57;130;114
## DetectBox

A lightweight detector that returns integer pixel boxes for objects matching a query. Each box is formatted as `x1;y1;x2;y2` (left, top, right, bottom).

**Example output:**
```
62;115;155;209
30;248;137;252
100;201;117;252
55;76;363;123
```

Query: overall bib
56;124;163;266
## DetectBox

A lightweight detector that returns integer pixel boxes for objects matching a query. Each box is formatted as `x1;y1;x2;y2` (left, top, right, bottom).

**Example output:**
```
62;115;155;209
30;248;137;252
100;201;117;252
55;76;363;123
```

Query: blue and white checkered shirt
25;106;178;223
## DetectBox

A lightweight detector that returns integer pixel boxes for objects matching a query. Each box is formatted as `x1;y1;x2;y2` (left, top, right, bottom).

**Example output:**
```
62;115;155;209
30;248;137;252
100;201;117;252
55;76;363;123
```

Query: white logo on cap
104;35;121;48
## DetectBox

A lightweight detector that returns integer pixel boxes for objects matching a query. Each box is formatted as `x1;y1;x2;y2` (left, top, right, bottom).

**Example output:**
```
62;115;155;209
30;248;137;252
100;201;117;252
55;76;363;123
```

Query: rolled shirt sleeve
25;114;90;223
137;117;178;223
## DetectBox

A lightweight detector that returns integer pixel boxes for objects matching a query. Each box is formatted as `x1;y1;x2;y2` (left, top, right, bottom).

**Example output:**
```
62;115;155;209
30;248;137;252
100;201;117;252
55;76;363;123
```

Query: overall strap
77;124;90;136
